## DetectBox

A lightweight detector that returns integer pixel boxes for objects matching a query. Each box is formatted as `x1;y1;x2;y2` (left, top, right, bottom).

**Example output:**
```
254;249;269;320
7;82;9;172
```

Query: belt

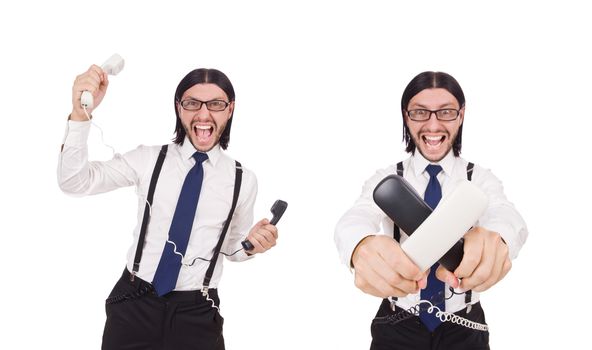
106;268;218;305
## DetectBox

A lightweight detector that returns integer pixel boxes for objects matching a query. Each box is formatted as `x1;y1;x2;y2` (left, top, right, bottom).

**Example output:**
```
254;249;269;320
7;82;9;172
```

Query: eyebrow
183;95;228;101
410;102;458;109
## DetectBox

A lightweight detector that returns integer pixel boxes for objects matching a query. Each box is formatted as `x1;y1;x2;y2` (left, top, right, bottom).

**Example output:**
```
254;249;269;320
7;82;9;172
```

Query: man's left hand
245;218;278;254
436;226;511;292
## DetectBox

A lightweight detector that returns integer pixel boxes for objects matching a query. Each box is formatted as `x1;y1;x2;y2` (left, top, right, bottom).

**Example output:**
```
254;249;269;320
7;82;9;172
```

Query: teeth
195;125;211;130
425;136;442;141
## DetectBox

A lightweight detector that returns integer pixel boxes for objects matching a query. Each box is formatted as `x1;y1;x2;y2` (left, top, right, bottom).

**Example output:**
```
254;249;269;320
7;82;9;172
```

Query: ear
228;101;235;120
458;107;465;125
402;110;409;125
176;101;182;116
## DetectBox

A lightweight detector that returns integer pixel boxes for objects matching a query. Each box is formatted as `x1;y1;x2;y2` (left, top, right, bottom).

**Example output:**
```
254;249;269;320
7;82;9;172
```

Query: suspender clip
201;286;209;297
130;263;140;282
388;296;398;311
464;290;473;313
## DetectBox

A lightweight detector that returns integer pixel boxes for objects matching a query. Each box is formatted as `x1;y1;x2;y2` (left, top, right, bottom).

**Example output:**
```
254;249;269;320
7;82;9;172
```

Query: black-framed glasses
405;109;460;121
179;99;230;112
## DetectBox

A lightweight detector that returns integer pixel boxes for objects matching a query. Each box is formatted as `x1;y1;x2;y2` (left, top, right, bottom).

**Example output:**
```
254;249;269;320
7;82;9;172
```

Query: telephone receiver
80;53;125;110
373;175;488;272
241;200;288;251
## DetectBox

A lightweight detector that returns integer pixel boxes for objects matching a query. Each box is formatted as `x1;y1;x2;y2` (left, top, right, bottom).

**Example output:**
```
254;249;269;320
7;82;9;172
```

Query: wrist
350;234;375;268
69;110;89;121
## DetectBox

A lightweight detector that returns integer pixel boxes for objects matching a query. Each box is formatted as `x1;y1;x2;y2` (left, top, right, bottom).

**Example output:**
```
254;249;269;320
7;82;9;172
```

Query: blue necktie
152;152;208;296
419;164;445;332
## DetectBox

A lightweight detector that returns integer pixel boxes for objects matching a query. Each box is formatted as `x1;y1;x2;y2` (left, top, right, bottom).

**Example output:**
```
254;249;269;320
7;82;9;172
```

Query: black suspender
130;145;243;293
467;162;474;181
201;161;242;295
131;145;168;281
464;162;474;304
392;160;475;304
396;162;404;177
393;162;404;242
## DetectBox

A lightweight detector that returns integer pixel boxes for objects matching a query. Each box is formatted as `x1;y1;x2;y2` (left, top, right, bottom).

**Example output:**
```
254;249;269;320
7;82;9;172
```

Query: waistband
387;298;482;317
120;268;218;303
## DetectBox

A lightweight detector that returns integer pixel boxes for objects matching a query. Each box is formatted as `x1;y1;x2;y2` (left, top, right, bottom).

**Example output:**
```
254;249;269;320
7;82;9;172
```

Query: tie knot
193;152;209;164
425;164;442;178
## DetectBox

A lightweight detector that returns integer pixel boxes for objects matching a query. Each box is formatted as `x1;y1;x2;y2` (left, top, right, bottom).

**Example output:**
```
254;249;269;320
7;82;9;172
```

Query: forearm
335;168;392;267
474;168;528;260
58;120;93;195
223;211;255;262
57;120;136;196
478;204;528;260
222;235;253;262
335;206;383;267
223;170;257;262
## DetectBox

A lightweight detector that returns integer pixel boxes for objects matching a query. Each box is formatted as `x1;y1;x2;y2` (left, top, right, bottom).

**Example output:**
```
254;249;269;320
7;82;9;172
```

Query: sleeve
334;168;392;267
473;166;529;260
221;166;257;262
57;120;145;196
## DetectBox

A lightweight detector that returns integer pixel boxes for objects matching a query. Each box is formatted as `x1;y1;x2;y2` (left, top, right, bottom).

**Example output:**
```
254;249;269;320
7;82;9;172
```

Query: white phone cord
82;106;116;157
414;300;489;332
203;291;220;312
138;195;236;314
81;107;220;313
137;193;244;265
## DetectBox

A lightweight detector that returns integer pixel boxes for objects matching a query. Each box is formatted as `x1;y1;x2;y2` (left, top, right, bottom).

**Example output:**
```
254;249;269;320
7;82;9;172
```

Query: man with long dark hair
59;65;278;349
335;71;528;349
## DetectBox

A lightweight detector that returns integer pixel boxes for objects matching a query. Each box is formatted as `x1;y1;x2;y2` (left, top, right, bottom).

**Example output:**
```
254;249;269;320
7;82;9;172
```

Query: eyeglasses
179;99;230;112
405;109;460;121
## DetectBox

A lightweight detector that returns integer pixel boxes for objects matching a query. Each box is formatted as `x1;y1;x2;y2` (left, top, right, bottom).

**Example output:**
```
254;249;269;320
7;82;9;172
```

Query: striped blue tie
419;164;445;332
152;152;208;296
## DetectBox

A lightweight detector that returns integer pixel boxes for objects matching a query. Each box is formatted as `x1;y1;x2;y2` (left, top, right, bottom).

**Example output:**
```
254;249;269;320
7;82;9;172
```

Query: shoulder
217;152;258;187
383;156;415;178
452;156;487;176
358;162;403;195
462;159;499;181
120;143;170;167
368;162;401;181
120;143;175;177
454;157;504;193
123;143;171;158
237;160;257;186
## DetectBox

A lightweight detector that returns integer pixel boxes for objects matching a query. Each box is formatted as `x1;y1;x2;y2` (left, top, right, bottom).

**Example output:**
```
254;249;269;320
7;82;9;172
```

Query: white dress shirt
58;120;257;290
334;151;528;312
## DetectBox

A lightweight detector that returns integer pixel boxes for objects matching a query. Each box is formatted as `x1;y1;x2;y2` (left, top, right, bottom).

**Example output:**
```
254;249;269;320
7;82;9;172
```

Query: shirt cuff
226;240;255;262
480;221;520;260
337;226;376;268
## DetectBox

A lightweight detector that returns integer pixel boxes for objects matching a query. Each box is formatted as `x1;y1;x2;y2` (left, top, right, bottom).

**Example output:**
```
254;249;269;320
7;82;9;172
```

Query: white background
1;0;590;348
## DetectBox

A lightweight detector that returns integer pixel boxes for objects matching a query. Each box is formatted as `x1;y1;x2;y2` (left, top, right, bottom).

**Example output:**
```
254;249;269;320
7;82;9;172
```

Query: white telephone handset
400;180;489;271
80;53;125;110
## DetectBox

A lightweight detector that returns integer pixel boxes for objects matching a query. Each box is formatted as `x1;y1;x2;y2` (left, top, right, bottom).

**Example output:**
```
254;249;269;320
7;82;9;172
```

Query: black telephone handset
241;200;288;251
373;175;464;272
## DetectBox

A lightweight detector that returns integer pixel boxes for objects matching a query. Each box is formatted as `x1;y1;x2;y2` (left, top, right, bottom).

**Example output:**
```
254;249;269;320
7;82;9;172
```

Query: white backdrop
1;0;590;348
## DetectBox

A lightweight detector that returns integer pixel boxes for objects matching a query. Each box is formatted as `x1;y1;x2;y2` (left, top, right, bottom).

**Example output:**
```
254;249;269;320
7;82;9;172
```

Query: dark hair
173;68;235;149
401;71;465;156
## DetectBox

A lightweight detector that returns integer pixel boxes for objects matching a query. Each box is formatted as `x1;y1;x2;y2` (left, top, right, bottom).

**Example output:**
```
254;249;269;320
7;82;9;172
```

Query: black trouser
102;268;224;350
370;299;489;350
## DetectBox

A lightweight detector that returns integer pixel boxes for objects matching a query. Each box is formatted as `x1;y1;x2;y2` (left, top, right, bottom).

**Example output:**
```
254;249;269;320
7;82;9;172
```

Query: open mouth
194;124;214;143
422;135;445;149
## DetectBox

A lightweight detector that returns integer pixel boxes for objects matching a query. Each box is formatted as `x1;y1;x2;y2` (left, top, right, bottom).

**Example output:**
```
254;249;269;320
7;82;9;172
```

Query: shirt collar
411;150;456;178
180;137;222;167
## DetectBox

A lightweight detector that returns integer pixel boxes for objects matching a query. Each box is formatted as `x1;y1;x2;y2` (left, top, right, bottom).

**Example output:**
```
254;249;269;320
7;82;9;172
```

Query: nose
194;104;211;120
423;112;442;129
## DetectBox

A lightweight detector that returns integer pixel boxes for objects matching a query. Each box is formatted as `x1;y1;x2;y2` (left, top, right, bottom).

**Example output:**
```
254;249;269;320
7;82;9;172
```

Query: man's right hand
351;235;428;298
70;65;109;121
